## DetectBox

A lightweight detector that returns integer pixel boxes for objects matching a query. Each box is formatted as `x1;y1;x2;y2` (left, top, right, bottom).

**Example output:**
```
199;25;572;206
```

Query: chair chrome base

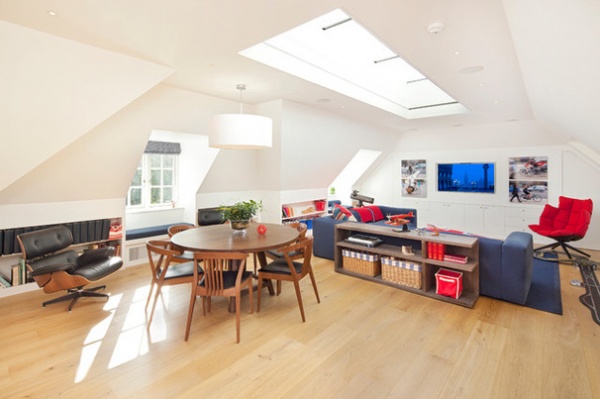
535;241;591;259
43;285;109;311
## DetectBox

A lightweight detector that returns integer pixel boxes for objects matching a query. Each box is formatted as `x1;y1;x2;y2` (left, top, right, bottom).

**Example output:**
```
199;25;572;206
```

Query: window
127;141;180;209
240;8;468;119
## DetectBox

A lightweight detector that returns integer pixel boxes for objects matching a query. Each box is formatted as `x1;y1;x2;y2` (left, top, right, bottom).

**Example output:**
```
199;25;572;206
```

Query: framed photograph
402;177;427;198
509;156;548;180
509;156;548;204
402;159;426;179
508;180;548;204
401;159;427;198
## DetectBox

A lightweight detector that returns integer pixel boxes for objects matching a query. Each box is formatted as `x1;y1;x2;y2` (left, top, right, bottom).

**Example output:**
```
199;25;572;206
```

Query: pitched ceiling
1;0;599;154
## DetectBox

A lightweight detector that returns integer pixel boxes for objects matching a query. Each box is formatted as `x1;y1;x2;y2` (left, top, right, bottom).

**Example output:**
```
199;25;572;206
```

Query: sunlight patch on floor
108;287;151;368
108;324;150;368
74;286;159;382
75;341;102;383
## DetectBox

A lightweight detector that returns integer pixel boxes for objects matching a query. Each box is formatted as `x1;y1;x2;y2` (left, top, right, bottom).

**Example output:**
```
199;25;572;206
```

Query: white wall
0;199;124;230
280;101;398;191
197;100;400;223
124;129;219;230
0;20;173;193
357;120;600;250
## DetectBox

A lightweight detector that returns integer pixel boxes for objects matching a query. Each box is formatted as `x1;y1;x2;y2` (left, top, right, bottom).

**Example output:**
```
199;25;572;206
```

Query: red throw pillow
352;205;384;223
364;205;384;221
333;204;356;221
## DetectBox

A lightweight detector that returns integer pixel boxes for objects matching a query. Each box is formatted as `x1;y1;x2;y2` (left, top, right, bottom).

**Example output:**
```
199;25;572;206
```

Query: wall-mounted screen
437;162;495;193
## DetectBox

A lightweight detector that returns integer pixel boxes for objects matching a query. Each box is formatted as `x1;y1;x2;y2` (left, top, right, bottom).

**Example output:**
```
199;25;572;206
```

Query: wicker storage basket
381;257;422;289
342;249;381;276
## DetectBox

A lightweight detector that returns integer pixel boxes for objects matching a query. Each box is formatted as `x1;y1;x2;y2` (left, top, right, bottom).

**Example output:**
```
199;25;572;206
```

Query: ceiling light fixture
209;84;272;149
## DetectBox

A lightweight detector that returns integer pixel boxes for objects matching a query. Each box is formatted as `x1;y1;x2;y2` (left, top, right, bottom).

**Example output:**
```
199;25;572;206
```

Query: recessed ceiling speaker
428;22;444;34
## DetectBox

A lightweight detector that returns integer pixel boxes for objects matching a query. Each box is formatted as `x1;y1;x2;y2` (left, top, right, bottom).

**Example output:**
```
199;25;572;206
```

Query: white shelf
281;199;327;222
0;282;37;298
282;210;326;221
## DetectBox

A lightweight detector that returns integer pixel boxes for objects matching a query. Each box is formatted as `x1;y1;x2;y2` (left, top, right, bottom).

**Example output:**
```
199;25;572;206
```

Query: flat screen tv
437;162;495;193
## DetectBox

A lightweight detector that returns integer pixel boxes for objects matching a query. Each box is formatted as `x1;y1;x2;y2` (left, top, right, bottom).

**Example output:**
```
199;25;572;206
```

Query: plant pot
230;220;250;234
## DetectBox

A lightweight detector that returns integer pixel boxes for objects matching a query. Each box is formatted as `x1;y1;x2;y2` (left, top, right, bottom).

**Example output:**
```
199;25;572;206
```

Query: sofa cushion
333;204;356;221
352;205;385;223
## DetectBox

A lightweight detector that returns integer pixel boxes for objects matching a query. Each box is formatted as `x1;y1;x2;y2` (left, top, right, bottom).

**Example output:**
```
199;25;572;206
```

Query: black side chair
197;207;225;226
17;226;123;311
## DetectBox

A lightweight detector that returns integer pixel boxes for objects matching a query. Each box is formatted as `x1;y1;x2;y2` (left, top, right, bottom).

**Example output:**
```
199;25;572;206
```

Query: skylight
240;9;468;119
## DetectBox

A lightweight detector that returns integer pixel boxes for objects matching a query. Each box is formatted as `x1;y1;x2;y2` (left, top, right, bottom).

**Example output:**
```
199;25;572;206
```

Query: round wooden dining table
170;222;299;257
171;223;300;304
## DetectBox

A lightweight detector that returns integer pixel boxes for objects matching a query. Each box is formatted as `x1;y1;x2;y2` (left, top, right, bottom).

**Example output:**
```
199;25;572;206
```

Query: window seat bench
125;223;193;241
124;223;193;266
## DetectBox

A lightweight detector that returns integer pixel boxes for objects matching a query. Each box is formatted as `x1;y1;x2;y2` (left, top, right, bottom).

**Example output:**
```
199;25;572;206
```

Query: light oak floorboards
1;252;599;398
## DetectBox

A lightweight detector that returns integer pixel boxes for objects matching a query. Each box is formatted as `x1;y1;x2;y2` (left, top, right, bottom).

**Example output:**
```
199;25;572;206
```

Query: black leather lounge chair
17;226;123;311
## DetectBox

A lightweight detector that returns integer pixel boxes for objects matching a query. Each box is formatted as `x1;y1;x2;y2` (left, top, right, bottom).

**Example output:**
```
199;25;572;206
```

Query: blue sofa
313;204;418;260
475;231;533;304
312;204;534;305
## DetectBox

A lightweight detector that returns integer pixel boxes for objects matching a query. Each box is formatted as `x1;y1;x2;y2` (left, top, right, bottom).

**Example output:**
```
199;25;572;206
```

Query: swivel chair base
535;241;590;260
43;285;109;311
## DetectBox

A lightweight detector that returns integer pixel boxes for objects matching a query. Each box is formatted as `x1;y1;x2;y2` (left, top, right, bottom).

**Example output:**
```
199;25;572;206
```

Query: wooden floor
1;253;599;399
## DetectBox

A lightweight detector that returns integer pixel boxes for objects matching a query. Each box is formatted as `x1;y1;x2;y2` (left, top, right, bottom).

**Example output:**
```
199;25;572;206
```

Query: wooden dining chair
257;236;320;322
265;222;308;261
145;240;199;326
262;222;308;294
185;251;253;343
167;224;196;264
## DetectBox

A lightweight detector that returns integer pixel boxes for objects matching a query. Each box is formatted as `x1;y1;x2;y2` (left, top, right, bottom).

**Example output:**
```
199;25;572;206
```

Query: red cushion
529;196;593;239
333;204;356;221
352;205;384;223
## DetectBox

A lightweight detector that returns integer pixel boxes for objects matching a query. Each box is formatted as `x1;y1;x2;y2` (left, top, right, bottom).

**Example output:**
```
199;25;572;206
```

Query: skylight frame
240;8;468;119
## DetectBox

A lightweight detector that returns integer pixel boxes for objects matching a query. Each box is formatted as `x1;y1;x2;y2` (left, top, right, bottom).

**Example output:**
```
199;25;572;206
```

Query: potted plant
219;200;263;234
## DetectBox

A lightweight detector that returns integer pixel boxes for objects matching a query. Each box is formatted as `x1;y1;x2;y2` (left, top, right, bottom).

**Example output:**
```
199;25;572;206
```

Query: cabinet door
430;203;464;231
504;206;540;234
464;205;504;238
481;206;505;237
463;204;484;234
402;199;431;227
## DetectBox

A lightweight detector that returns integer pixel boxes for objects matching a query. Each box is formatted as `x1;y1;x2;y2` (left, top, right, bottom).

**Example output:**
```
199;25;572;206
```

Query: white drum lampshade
209;113;272;149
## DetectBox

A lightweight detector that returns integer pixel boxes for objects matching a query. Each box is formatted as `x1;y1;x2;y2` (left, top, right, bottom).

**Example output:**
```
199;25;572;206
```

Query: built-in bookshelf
281;199;327;222
0;217;122;298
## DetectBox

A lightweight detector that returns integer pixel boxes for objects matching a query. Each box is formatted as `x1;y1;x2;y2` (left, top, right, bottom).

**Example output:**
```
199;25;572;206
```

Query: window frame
126;152;178;210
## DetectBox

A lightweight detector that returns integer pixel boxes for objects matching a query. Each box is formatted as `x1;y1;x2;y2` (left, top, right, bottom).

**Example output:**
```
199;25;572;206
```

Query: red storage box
435;268;463;299
315;200;326;211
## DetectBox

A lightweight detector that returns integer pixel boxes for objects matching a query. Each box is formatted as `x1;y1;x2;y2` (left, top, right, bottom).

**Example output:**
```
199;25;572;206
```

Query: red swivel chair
528;196;593;259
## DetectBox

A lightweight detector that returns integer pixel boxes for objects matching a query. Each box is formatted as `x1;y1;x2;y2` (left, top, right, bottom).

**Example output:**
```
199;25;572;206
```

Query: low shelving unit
334;222;479;308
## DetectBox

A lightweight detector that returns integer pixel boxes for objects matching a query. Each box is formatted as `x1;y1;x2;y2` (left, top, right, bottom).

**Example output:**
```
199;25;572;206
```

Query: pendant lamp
209;84;273;149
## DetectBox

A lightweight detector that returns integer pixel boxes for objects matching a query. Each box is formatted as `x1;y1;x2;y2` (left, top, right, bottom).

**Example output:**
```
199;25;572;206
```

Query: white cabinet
504;206;540;235
464;205;505;238
430;203;465;231
402;200;431;227
504;206;553;245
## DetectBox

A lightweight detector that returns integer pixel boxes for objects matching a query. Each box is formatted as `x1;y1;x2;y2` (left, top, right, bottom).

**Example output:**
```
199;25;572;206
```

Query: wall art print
508;156;548;204
401;159;427;198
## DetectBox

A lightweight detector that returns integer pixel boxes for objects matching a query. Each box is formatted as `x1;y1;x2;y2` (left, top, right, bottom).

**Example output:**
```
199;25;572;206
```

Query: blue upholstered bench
125;223;193;241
